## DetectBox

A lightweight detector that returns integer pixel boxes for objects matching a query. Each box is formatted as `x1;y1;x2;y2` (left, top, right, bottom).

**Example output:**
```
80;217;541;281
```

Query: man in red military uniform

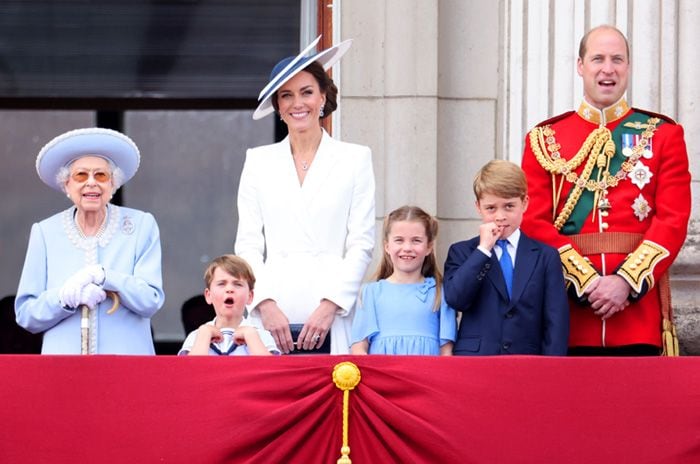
521;25;691;355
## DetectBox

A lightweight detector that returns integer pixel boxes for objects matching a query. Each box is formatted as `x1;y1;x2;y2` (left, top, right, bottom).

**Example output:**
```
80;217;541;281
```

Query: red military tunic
521;98;691;348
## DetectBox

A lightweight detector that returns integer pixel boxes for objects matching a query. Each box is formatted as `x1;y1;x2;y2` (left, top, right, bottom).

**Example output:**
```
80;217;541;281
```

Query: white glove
59;265;106;309
78;283;107;310
59;280;83;309
83;264;106;286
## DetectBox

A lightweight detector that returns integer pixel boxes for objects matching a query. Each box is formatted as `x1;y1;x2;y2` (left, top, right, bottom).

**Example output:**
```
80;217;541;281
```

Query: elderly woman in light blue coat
15;128;164;354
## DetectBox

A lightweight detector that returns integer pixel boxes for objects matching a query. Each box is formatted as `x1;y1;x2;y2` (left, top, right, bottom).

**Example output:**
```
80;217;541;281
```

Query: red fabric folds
1;355;699;463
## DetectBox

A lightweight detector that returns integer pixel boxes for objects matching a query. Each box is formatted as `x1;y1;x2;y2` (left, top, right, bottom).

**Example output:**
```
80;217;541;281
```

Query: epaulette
534;111;575;128
632;107;677;125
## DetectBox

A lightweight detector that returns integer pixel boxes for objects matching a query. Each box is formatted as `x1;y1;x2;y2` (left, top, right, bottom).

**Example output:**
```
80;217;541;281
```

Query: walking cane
80;291;121;355
80;305;90;355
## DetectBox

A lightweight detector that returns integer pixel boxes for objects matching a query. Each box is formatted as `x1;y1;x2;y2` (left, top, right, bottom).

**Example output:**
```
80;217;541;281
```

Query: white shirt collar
503;228;521;251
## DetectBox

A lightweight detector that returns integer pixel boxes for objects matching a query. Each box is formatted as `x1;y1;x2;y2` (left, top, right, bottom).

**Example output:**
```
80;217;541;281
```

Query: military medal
621;133;635;157
622;132;653;159
632;193;651;221
643;138;653;159
628;161;652;189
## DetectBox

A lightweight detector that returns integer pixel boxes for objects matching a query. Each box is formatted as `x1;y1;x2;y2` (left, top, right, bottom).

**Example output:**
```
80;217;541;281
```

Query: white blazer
235;130;375;354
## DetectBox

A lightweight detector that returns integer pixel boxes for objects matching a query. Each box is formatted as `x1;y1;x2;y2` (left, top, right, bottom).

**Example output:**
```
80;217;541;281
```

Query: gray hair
55;157;125;195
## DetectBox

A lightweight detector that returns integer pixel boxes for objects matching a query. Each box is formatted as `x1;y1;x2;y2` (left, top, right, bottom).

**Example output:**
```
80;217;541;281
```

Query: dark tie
497;239;513;297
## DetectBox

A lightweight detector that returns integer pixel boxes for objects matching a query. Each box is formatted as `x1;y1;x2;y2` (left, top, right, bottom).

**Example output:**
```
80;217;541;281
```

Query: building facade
338;0;700;353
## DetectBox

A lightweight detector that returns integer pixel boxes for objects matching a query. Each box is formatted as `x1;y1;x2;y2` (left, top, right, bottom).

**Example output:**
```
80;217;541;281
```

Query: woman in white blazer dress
235;36;375;354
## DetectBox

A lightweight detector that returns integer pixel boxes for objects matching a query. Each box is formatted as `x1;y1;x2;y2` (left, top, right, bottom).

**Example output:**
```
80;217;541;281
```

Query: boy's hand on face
479;222;504;251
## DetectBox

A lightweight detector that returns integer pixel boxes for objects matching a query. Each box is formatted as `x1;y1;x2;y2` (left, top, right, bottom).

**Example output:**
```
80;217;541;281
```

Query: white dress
235;130;375;354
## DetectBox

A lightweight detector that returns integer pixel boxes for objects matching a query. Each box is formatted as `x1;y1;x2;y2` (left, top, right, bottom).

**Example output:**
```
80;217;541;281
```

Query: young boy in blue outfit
444;160;569;355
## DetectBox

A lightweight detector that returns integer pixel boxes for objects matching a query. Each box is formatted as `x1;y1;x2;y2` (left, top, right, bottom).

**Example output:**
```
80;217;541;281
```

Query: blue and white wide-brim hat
252;35;353;120
36;127;140;191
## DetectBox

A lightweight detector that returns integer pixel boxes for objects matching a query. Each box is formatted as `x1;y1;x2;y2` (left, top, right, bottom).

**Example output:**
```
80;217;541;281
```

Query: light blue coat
15;204;165;354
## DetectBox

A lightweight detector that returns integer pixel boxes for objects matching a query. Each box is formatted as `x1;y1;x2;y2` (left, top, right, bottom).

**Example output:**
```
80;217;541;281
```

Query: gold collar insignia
577;98;630;126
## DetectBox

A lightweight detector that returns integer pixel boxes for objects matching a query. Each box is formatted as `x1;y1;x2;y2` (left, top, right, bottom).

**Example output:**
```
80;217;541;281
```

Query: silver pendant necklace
293;154;310;171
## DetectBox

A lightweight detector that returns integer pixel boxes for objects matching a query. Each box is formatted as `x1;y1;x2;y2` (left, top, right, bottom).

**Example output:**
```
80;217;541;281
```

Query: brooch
121;216;135;235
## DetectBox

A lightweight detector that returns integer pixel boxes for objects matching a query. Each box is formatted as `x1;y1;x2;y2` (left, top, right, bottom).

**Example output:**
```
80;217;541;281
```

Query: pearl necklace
75;209;108;239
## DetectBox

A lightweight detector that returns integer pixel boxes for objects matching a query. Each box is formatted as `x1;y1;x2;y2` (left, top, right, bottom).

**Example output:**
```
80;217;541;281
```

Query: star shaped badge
631;194;651;221
628;161;652;189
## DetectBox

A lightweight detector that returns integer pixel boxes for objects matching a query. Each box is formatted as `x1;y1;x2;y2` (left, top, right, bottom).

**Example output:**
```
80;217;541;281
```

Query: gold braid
553;134;614;229
532;125;610;174
530;126;613;229
529;117;660;231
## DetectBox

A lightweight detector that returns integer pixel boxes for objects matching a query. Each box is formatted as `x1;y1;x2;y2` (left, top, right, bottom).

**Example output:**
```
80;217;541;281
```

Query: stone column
436;0;501;259
340;0;439;271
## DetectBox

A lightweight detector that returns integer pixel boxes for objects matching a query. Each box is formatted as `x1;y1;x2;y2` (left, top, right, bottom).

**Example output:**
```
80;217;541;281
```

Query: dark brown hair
271;61;338;119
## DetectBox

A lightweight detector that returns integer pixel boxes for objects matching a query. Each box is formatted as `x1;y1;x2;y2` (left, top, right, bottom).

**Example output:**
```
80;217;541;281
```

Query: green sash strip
560;112;662;235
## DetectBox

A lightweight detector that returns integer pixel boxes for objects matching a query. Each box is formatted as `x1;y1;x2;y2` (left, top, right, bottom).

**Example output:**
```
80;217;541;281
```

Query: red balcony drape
1;355;698;463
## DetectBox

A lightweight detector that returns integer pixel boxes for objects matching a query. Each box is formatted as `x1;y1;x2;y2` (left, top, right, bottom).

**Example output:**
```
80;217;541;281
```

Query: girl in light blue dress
350;206;456;355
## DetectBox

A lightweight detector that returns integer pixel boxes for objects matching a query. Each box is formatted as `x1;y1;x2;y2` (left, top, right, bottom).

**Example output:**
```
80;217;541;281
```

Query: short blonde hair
473;160;527;201
204;255;255;290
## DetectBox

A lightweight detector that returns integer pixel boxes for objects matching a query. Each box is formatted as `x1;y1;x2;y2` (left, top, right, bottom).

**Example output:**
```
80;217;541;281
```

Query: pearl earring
320;107;325;118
